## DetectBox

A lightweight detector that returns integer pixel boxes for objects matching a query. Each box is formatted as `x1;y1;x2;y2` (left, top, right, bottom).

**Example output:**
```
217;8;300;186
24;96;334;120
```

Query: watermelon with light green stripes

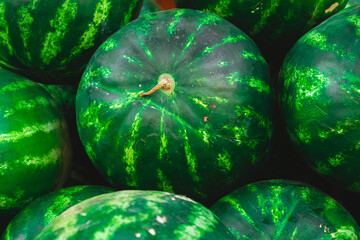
140;0;161;16
34;190;236;240
174;0;348;71
0;69;71;216
76;9;274;204
279;6;360;191
0;0;143;84
0;185;114;240
210;179;360;239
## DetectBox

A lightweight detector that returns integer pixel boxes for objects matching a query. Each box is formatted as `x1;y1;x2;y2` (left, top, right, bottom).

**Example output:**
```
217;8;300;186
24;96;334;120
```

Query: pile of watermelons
0;0;360;239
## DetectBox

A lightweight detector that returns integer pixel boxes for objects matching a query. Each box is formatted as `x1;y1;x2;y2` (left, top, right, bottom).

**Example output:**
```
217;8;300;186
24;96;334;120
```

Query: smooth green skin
140;0;161;16
279;6;360;191
174;0;348;71
0;0;143;84
210;179;360;239
34;190;236;240
0;69;71;215
0;185;114;240
76;9;274;205
346;0;360;8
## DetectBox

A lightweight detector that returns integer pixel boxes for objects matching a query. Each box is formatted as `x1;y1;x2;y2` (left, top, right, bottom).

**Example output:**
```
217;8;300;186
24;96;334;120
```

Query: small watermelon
76;9;274;204
210;179;360;239
0;69;71;216
0;0;143;84
34;190;235;240
279;6;360;191
0;185;114;240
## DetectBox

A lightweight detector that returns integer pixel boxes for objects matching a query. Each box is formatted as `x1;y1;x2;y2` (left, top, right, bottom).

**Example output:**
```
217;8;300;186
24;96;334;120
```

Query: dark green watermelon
173;0;348;73
0;185;114;240
210;179;360;239
0;0;143;84
140;0;161;16
0;69;71;216
34;190;235;240
279;6;360;191
76;9;274;204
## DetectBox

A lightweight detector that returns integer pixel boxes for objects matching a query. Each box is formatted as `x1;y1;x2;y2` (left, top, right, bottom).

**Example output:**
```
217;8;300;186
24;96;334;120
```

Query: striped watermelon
173;0;348;72
0;0;143;84
76;9;274;204
210;179;360;239
0;69;71;215
34;190;236;239
140;0;161;16
0;185;114;240
279;6;360;191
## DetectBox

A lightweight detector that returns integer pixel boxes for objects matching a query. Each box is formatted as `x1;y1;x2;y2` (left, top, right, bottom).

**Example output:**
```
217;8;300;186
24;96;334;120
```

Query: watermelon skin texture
0;0;143;84
173;0;348;71
0;69;71;215
346;0;360;8
0;185;114;240
76;9;274;204
279;6;360;191
210;179;360;239
34;190;236;240
140;0;161;16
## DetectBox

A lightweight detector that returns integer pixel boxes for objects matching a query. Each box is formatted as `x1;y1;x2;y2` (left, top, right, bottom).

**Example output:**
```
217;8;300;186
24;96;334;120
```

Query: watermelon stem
140;73;175;97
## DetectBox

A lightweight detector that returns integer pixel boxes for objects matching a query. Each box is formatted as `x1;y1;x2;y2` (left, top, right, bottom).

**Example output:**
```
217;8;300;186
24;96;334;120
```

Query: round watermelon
140;0;161;16
0;185;114;240
34;190;235;240
0;0;143;84
279;6;360;191
0;69;71;216
210;179;360;239
76;9;274;204
173;0;348;72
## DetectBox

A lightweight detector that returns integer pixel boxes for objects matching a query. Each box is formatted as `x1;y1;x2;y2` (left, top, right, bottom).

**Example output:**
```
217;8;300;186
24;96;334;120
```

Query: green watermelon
0;185;114;240
140;0;161;16
279;6;360;191
210;179;360;239
34;190;236;239
0;0;143;84
76;9;274;204
346;0;360;8
0;69;71;215
173;0;348;72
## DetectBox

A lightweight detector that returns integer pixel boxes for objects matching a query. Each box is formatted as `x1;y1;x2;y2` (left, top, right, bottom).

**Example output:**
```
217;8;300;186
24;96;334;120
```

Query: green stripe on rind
40;0;78;65
250;0;280;35
167;9;185;37
123;55;144;67
202;0;233;18
120;0;140;28
123;102;150;188
62;0;112;66
217;150;232;174
0;2;14;55
220;195;267;239
174;33;195;68
17;4;35;62
0;120;60;143
1;96;52;118
347;15;360;36
195;11;222;31
0;79;34;94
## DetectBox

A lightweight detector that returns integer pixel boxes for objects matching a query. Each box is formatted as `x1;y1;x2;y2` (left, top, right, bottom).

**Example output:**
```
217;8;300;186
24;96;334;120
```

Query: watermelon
34;190;236;239
0;185;114;240
173;0;348;72
76;9;274;204
0;0;143;84
140;0;161;16
0;69;71;215
279;6;360;191
210;179;360;239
